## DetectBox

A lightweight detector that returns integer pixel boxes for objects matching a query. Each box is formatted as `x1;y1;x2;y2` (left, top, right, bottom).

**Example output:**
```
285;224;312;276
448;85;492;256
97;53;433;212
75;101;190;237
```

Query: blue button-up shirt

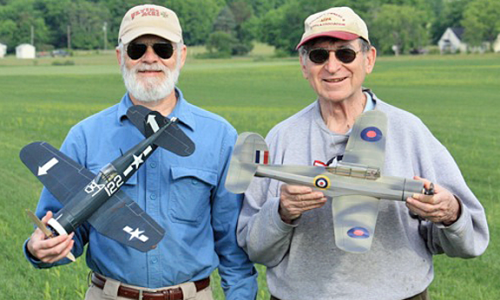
25;89;258;299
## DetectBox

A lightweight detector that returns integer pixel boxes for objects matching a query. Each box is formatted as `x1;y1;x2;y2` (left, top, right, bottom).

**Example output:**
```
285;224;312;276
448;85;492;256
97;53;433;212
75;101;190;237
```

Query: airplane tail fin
225;132;269;193
127;105;195;157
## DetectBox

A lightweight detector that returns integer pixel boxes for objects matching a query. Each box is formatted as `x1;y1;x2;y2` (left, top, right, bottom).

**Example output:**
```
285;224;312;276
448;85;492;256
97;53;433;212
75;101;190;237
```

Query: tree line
0;0;498;55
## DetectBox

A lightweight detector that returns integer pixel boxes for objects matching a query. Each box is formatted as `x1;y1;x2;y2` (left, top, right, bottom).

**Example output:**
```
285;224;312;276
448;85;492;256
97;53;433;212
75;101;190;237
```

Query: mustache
133;63;167;73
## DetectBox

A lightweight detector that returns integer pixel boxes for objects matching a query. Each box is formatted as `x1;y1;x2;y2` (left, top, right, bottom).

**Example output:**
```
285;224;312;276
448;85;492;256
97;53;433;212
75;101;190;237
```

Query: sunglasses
127;42;174;60
308;48;359;64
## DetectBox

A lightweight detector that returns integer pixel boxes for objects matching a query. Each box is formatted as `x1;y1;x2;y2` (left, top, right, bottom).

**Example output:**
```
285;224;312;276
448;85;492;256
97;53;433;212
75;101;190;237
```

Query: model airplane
226;110;433;253
21;105;195;257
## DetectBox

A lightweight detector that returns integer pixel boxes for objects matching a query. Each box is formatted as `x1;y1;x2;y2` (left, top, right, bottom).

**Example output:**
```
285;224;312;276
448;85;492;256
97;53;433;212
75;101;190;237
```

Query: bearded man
23;4;257;300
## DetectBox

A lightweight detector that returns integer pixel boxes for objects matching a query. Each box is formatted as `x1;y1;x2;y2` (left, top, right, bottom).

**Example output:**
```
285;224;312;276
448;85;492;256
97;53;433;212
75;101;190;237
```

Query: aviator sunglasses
308;48;359;64
127;42;174;60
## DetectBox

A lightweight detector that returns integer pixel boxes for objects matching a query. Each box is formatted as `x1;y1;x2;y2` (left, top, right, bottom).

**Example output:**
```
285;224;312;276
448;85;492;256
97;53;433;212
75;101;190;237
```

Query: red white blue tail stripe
255;150;269;164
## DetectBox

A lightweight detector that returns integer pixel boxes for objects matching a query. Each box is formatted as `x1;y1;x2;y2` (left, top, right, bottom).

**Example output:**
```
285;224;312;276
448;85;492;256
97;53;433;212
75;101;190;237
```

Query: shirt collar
116;88;196;131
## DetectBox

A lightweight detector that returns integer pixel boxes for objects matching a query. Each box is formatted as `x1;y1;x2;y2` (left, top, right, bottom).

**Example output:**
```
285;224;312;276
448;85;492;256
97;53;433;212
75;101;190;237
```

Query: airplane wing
20;142;95;205
331;111;387;252
88;190;165;252
20;142;164;252
341;110;387;169
331;195;379;253
126;105;195;157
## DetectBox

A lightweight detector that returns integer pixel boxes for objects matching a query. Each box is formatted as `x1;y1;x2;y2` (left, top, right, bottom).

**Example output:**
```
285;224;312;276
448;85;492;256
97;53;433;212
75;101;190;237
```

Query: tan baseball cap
296;7;369;49
118;4;182;44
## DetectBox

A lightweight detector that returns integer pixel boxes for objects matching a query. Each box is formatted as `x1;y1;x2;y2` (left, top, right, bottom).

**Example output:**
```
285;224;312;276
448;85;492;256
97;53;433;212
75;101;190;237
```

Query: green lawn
0;52;498;299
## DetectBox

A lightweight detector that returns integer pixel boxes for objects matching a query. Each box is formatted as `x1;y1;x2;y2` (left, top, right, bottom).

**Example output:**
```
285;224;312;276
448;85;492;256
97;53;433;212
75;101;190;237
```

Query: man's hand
27;211;75;263
406;176;461;226
279;184;327;224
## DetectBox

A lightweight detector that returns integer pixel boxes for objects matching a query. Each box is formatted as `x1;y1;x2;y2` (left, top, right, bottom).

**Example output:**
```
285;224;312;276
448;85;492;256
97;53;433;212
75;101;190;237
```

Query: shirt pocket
169;166;217;225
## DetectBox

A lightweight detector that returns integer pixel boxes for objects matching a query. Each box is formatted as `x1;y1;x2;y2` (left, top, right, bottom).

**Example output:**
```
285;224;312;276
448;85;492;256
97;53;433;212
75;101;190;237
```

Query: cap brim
295;32;360;49
120;27;181;44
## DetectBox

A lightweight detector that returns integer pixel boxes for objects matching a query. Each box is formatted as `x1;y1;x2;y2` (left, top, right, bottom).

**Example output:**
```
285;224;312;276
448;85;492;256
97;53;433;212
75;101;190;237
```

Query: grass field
0;50;499;299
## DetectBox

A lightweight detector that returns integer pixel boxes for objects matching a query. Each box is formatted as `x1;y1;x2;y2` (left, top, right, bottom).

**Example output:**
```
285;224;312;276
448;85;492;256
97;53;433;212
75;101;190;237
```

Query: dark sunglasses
308;48;359;64
127;42;174;60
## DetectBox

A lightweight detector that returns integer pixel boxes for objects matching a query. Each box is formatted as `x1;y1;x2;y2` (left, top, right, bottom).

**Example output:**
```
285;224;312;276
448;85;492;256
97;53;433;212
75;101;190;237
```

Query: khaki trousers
85;275;213;300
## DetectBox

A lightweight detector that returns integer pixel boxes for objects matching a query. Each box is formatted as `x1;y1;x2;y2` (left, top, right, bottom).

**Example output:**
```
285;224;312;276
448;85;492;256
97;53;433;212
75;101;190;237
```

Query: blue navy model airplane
21;105;195;256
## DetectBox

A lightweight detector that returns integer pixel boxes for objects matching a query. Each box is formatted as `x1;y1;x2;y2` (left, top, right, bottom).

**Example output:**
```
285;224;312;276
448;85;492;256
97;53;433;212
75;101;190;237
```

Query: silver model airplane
225;110;433;253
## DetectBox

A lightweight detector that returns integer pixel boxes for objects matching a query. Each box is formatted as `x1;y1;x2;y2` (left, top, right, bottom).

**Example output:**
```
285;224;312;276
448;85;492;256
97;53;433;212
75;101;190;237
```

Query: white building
16;43;36;59
493;34;500;53
0;43;6;58
438;27;467;54
438;27;491;54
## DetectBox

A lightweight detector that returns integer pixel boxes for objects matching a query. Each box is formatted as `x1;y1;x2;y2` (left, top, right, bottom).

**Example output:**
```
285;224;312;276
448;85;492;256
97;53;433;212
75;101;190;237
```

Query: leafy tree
67;0;110;49
430;0;472;44
206;30;236;57
0;0;50;49
208;2;256;56
371;4;430;54
213;5;236;33
0;19;17;47
461;0;500;49
167;0;222;46
100;0;148;47
259;0;333;54
34;0;73;49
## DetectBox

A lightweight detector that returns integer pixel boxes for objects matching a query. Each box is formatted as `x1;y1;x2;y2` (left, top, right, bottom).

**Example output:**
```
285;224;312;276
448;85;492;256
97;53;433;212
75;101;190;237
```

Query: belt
271;288;428;300
91;273;210;300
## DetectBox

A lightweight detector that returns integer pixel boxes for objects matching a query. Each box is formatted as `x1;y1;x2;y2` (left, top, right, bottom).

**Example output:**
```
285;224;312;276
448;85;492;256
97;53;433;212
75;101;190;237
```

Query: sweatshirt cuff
269;196;298;232
436;197;468;233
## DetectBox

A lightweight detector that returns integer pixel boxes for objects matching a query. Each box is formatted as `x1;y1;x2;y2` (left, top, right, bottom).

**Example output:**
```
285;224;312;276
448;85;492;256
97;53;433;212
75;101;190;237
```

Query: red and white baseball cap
296;7;369;49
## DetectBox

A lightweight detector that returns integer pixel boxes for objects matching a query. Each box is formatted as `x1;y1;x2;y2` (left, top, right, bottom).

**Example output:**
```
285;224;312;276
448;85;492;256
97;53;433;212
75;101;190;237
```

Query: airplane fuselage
48;119;173;236
255;164;425;201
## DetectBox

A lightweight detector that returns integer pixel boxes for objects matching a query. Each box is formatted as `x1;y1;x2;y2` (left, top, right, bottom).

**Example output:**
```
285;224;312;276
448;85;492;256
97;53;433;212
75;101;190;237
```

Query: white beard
121;61;180;103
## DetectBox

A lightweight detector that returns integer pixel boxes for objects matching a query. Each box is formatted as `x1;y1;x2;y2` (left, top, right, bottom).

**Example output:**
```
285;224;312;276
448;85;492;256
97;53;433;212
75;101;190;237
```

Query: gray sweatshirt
237;94;489;300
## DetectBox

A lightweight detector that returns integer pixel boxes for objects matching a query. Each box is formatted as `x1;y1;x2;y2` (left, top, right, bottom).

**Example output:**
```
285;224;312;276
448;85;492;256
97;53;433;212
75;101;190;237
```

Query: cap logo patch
131;8;162;20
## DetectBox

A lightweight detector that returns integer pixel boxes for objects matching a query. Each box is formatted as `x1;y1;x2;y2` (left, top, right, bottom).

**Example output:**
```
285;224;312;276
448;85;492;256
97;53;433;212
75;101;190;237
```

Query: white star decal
131;154;144;169
128;228;145;241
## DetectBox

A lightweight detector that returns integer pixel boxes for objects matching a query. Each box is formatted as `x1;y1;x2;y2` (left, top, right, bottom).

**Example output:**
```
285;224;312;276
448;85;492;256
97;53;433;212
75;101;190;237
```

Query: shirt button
192;179;198;185
150;162;156;168
151;258;158;264
150;194;157;200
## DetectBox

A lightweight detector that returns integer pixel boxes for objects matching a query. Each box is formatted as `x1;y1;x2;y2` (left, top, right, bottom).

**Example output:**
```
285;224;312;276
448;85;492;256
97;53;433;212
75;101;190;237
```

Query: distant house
438;27;467;54
0;43;6;58
493;34;500;53
16;43;36;59
438;27;490;54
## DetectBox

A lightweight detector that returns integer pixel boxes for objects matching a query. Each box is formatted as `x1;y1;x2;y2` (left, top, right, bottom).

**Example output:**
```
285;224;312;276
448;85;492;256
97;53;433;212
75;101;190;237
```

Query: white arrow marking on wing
146;115;160;133
38;158;59;176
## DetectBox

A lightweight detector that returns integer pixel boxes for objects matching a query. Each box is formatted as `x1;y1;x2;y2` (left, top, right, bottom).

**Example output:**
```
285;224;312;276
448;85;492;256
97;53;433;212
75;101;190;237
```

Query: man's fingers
282;184;313;195
292;191;325;202
46;239;75;263
411;193;436;204
40;211;53;224
38;233;74;263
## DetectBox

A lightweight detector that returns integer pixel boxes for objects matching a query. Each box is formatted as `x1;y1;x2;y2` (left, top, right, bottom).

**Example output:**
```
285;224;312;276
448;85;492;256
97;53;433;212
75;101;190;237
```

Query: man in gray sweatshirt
236;6;489;300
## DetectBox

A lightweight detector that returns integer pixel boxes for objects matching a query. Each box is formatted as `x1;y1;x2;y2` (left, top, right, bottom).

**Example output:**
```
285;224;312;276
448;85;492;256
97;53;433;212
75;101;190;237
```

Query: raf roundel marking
360;127;383;142
347;227;370;239
313;175;330;190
